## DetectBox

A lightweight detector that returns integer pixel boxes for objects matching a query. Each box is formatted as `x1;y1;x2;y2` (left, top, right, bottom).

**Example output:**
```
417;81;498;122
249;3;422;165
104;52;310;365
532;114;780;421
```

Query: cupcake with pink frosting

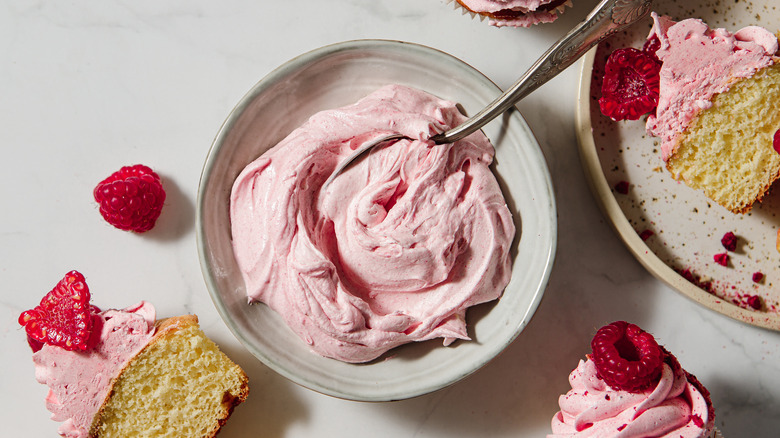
549;321;717;437
448;0;573;27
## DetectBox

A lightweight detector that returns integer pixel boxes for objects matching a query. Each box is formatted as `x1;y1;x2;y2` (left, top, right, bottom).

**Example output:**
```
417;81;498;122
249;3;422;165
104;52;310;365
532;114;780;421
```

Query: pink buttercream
646;13;779;160
32;302;156;438
549;359;713;438
230;84;515;363
454;0;572;27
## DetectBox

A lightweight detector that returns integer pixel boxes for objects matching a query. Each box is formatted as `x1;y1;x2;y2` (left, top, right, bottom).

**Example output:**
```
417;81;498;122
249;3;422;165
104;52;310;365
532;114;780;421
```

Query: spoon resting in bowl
324;0;653;189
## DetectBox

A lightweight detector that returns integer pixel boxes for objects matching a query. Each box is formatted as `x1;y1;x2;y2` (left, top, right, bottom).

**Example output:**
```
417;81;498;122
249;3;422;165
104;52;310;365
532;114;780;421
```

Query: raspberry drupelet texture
599;47;662;121
19;271;96;352
590;321;664;392
94;164;166;232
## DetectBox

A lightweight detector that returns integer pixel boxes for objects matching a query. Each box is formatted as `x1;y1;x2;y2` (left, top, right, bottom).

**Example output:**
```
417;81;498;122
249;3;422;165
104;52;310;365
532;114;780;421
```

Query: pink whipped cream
646;13;779;160
454;0;572;27
230;84;515;363
549;358;713;438
32;302;156;438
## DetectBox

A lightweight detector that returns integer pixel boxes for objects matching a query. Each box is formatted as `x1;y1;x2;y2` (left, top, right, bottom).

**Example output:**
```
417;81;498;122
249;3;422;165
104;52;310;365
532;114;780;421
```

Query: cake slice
548;321;715;437
648;14;780;214
91;315;249;438
600;13;780;213
20;271;249;438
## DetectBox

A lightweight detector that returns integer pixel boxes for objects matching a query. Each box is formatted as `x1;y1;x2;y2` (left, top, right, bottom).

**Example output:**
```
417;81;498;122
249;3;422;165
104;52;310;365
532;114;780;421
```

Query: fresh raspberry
18;271;95;352
94;164;166;232
713;253;729;267
599;48;662;121
720;232;737;251
590;321;664;392
642;35;662;63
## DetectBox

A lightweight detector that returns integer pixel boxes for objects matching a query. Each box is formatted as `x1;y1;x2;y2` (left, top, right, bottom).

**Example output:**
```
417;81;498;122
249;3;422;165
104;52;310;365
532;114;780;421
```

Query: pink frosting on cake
230;84;515;363
646;13;779;160
549;358;713;438
32;302;156;438
455;0;572;27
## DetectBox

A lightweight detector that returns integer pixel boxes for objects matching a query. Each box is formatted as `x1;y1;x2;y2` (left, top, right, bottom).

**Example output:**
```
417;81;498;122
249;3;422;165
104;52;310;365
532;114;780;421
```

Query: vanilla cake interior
666;62;780;213
92;316;249;438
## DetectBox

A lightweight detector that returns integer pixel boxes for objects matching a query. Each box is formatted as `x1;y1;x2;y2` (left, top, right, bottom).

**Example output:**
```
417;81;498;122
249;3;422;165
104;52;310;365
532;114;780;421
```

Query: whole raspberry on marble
94;164;166;232
18;271;96;352
590;321;664;392
599;48;662;121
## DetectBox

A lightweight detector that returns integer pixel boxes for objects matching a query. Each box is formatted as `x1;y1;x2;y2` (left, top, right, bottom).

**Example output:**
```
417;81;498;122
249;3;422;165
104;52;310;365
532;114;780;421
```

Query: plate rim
575;46;780;331
196;38;558;400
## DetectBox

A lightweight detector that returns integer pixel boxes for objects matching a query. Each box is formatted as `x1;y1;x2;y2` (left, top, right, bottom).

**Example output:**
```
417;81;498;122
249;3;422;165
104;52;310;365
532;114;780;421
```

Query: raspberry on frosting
590;321;664;392
18;271;97;352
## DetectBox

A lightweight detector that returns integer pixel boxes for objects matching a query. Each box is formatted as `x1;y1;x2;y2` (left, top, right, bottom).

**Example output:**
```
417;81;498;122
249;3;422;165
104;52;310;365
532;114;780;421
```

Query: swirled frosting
453;0;572;27
230;84;515;363
646;13;779;160
549;358;713;438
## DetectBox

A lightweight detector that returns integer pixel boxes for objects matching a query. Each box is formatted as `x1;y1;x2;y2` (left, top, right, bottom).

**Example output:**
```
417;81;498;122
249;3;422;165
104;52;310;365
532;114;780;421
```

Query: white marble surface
1;1;778;437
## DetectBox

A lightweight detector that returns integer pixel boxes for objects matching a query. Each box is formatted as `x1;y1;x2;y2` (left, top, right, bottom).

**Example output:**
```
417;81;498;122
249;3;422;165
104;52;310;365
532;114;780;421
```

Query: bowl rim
196;38;558;400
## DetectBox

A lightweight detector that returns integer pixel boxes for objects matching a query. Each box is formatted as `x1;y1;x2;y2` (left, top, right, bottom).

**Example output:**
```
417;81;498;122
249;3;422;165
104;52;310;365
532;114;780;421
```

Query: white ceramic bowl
197;39;557;401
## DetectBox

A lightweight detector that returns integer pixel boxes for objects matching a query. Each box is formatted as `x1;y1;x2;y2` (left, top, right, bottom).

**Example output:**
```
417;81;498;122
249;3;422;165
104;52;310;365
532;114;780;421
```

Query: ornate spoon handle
431;0;653;144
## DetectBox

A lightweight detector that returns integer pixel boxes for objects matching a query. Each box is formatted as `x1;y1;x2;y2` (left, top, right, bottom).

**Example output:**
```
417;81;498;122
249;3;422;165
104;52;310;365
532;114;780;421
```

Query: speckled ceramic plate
198;39;556;401
576;1;780;330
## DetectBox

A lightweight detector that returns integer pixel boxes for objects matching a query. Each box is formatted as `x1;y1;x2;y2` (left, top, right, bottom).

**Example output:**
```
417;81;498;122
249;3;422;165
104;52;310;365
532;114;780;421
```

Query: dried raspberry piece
720;232;737;251
639;229;654;241
713;253;729;267
753;272;764;283
746;295;762;310
18;271;95;351
94;164;166;232
599;48;662;121
773;129;780;154
590;321;664;392
614;180;630;194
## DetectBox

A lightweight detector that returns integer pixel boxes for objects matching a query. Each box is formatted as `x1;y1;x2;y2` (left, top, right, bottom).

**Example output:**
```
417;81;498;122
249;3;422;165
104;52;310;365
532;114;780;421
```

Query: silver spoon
325;0;653;188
